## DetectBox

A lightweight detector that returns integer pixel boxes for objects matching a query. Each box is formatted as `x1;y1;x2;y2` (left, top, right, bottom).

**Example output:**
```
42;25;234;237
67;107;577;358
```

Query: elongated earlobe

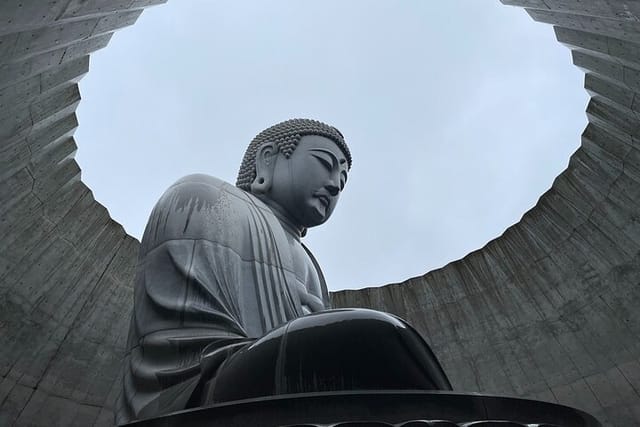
251;142;277;194
251;175;270;194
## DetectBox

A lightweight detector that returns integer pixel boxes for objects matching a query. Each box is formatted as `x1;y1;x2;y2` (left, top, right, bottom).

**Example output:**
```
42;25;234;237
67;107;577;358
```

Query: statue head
236;119;352;229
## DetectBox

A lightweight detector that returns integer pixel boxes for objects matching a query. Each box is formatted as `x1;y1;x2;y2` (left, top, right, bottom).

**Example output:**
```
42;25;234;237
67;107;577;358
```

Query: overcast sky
75;1;588;291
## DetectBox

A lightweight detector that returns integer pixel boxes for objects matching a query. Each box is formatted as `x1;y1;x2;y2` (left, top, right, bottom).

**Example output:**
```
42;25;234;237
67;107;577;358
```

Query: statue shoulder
140;174;252;253
160;173;247;206
169;173;229;194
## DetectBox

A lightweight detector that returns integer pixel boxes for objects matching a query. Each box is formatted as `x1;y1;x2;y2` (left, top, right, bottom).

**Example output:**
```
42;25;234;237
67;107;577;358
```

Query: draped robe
116;174;330;424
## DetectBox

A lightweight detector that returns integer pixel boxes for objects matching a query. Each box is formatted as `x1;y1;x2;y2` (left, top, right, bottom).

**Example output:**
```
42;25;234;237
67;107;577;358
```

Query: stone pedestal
123;391;601;427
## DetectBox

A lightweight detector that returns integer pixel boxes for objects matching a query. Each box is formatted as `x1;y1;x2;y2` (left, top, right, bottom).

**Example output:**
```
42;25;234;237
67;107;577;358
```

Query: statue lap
203;308;451;405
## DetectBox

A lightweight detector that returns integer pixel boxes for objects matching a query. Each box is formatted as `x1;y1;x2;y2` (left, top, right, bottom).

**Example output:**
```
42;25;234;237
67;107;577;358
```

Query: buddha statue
115;119;452;425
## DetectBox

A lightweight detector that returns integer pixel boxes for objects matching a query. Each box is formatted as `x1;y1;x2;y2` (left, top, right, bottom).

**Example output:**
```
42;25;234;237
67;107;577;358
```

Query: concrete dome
1;1;639;425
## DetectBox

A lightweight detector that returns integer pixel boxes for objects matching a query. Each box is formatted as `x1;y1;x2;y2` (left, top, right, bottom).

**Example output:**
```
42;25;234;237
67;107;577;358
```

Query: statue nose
325;182;339;196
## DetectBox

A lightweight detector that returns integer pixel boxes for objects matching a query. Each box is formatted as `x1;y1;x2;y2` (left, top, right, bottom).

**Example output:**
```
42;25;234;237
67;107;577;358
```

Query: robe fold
116;174;330;424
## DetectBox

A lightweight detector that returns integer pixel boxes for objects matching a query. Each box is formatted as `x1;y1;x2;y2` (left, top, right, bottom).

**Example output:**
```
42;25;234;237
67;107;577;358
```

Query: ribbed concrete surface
0;2;164;425
1;1;639;426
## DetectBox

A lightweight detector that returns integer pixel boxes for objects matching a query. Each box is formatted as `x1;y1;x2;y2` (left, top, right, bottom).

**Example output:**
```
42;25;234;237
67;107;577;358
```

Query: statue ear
251;142;277;194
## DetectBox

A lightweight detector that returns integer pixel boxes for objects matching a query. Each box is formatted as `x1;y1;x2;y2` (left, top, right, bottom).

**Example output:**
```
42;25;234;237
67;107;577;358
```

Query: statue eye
311;153;333;171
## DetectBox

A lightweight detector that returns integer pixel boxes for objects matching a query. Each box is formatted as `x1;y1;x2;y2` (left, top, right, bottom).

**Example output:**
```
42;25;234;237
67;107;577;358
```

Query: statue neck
255;195;306;240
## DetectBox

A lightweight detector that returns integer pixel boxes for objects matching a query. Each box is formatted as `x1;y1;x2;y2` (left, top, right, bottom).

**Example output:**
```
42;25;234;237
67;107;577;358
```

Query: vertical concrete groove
7;386;35;427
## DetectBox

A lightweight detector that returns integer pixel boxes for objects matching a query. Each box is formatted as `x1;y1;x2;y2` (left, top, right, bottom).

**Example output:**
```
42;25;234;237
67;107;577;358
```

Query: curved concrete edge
0;1;639;426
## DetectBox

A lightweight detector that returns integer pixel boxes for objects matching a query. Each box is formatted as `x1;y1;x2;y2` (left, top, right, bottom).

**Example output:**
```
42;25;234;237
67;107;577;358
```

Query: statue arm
301;242;332;309
120;175;255;421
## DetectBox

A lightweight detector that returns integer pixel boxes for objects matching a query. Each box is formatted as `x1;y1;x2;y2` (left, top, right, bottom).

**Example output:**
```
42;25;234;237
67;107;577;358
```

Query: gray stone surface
0;2;164;426
1;1;639;426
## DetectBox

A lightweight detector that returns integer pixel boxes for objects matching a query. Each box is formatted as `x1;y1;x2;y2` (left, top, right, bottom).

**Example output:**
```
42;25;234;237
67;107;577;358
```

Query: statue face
267;135;348;228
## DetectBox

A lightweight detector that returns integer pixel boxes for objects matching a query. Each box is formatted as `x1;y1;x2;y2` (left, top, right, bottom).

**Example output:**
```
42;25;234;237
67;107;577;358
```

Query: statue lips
313;192;330;210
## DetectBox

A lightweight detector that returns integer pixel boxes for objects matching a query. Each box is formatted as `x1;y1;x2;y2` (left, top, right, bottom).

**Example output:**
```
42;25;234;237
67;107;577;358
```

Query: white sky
75;1;589;291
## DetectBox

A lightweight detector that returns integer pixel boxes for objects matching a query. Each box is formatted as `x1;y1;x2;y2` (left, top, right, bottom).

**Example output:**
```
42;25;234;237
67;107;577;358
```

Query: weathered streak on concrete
1;1;640;426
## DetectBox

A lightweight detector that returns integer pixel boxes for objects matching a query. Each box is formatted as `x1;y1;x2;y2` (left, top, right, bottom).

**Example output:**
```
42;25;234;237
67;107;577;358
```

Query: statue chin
301;204;329;227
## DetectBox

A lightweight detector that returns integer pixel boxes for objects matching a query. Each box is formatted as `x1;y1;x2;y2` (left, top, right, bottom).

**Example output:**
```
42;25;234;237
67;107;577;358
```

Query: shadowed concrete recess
1;1;639;426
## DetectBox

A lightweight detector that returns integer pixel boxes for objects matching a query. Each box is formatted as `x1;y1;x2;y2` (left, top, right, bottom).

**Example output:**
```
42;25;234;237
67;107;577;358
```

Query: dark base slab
123;391;602;427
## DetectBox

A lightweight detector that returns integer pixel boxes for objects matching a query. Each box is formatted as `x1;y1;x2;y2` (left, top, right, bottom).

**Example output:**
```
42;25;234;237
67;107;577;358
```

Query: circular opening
76;0;588;290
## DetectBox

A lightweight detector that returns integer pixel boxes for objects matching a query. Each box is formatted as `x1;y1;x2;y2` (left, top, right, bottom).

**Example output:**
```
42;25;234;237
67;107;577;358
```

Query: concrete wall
0;2;165;425
0;1;639;426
